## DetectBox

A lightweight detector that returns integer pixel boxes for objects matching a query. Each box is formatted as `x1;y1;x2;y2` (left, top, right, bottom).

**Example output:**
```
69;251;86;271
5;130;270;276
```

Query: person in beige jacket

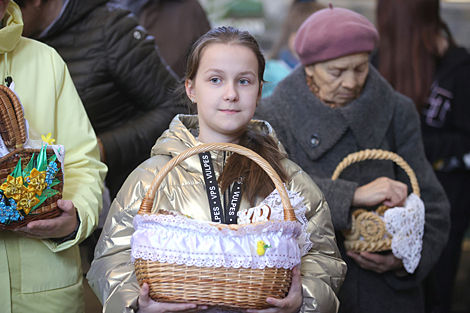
87;26;346;313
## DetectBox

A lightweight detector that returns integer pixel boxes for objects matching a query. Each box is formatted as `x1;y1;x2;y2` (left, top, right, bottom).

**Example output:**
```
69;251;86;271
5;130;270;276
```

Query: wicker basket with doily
0;85;63;230
331;149;420;253
133;142;301;310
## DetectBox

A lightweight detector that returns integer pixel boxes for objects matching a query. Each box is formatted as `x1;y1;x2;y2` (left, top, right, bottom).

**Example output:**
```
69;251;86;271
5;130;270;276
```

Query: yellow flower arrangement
0;175;26;201
25;168;47;196
17;190;40;215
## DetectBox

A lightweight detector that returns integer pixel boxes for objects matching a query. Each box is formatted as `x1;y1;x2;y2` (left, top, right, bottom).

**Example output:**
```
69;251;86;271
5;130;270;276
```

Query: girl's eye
210;78;221;84
239;79;249;85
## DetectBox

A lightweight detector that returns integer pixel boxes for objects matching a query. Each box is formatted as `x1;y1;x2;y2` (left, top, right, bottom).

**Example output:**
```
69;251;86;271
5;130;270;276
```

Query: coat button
310;134;320;148
133;30;142;40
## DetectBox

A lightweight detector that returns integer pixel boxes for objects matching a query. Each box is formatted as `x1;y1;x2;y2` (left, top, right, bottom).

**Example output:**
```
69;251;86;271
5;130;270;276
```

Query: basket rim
138;143;297;228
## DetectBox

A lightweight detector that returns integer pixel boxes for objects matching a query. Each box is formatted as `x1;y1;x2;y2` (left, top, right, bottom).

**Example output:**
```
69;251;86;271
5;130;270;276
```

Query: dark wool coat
256;66;450;313
40;0;183;197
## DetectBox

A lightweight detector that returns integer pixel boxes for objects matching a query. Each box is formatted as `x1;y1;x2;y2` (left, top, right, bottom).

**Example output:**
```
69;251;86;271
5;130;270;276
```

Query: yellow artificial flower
17;190;40;215
41;132;55;145
26;168;47;196
0;175;26;201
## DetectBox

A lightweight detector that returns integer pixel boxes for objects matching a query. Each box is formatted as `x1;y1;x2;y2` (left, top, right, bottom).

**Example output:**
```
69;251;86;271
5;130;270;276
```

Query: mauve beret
295;6;379;65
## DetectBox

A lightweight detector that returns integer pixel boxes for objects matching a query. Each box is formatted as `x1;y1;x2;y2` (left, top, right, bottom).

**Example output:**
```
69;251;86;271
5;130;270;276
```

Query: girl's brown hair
376;0;455;111
183;26;289;206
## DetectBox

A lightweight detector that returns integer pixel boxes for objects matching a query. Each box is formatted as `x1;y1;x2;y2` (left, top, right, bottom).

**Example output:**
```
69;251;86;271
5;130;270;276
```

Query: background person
373;0;470;311
16;0;185;260
262;0;325;97
117;0;212;78
256;7;450;313
87;26;346;313
0;1;106;312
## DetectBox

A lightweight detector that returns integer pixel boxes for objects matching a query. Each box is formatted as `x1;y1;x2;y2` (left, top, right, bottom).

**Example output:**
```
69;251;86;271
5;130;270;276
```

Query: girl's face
185;43;262;143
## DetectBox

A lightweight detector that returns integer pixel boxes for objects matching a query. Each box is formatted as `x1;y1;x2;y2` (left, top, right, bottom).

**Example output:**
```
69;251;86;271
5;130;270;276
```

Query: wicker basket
134;142;298;310
0;85;63;230
331;149;420;252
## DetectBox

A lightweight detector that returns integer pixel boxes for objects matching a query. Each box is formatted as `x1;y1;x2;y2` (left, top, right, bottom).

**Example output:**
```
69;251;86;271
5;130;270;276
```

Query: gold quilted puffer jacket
87;115;347;313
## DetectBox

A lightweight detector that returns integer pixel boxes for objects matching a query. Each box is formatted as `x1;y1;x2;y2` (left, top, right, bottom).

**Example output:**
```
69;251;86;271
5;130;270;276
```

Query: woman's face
305;52;369;106
0;0;10;21
185;43;262;143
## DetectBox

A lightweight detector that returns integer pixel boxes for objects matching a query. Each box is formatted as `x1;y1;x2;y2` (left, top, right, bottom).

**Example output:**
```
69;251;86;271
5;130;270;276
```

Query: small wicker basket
331;149;420;252
134;142;297;310
0;85;63;230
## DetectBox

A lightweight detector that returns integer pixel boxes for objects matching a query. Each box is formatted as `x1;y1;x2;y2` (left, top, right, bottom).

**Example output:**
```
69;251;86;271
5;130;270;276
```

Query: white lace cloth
384;193;425;273
238;188;313;256
132;214;302;269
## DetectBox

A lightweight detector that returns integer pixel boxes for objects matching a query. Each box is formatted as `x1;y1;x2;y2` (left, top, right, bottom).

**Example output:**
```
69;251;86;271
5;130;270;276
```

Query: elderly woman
256;6;450;313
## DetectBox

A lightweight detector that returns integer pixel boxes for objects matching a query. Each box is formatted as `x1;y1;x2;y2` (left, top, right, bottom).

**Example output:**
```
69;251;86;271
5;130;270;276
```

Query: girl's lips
219;109;240;114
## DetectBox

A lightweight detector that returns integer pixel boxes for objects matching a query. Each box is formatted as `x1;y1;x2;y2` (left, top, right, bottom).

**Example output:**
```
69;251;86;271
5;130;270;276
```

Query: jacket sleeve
421;64;470;163
384;94;450;289
87;158;173;312
43;51;107;252
287;164;347;313
100;8;184;174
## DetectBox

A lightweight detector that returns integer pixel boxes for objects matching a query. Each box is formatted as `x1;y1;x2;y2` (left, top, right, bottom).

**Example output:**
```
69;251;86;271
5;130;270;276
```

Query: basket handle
138;142;296;222
0;85;27;148
331;149;420;197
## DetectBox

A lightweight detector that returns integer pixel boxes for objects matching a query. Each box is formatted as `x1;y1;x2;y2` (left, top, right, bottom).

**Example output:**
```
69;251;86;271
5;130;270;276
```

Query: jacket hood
151;114;283;170
42;0;108;39
0;1;23;54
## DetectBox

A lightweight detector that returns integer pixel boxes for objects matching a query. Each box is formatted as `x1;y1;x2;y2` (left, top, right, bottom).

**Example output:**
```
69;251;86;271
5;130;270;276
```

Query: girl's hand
13;199;78;239
247;266;303;313
138;283;208;313
346;251;403;273
352;177;408;208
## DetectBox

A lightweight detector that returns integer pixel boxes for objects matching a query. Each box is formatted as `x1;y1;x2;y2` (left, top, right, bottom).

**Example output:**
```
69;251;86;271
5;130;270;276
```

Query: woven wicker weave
331;149;420;252
134;142;296;309
0;85;63;230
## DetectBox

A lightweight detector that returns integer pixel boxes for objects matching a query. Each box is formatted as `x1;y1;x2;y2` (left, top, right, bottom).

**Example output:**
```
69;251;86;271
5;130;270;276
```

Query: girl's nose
224;83;239;102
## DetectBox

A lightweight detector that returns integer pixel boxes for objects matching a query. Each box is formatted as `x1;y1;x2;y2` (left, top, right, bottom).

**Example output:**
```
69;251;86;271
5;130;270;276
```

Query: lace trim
132;215;301;269
384;193;425;273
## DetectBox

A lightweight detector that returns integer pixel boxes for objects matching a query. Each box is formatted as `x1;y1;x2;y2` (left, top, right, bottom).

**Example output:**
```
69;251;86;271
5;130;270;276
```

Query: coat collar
276;65;396;160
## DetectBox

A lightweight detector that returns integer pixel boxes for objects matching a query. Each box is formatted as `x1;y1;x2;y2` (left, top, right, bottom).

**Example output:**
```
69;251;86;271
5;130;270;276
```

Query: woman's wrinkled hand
347;251;403;273
352;177;408;208
13;199;78;239
138;283;208;313
246;265;303;313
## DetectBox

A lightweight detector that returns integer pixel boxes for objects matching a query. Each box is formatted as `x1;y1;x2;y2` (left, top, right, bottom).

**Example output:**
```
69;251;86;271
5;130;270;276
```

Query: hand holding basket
133;142;301;310
331;149;421;253
0;85;63;230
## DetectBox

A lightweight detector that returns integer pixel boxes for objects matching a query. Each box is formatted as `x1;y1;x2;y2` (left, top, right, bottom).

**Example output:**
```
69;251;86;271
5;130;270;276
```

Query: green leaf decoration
11;158;23;178
22;154;36;178
48;178;61;188
37;144;48;172
31;194;48;211
30;189;59;211
47;154;57;163
42;188;59;198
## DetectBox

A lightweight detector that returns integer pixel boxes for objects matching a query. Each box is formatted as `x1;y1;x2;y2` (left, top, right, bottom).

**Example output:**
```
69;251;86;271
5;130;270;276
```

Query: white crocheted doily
384;193;425;273
238;187;313;257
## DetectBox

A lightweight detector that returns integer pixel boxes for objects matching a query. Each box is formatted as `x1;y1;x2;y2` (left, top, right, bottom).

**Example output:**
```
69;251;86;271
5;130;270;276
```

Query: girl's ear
185;79;196;103
257;81;263;102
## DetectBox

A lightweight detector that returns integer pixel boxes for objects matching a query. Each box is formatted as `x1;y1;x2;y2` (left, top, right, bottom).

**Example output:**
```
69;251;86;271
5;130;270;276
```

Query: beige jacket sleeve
87;165;156;313
286;162;347;313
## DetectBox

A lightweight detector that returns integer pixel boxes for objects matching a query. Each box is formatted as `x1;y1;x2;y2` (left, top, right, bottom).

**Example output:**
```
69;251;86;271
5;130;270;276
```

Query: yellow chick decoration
256;240;272;256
